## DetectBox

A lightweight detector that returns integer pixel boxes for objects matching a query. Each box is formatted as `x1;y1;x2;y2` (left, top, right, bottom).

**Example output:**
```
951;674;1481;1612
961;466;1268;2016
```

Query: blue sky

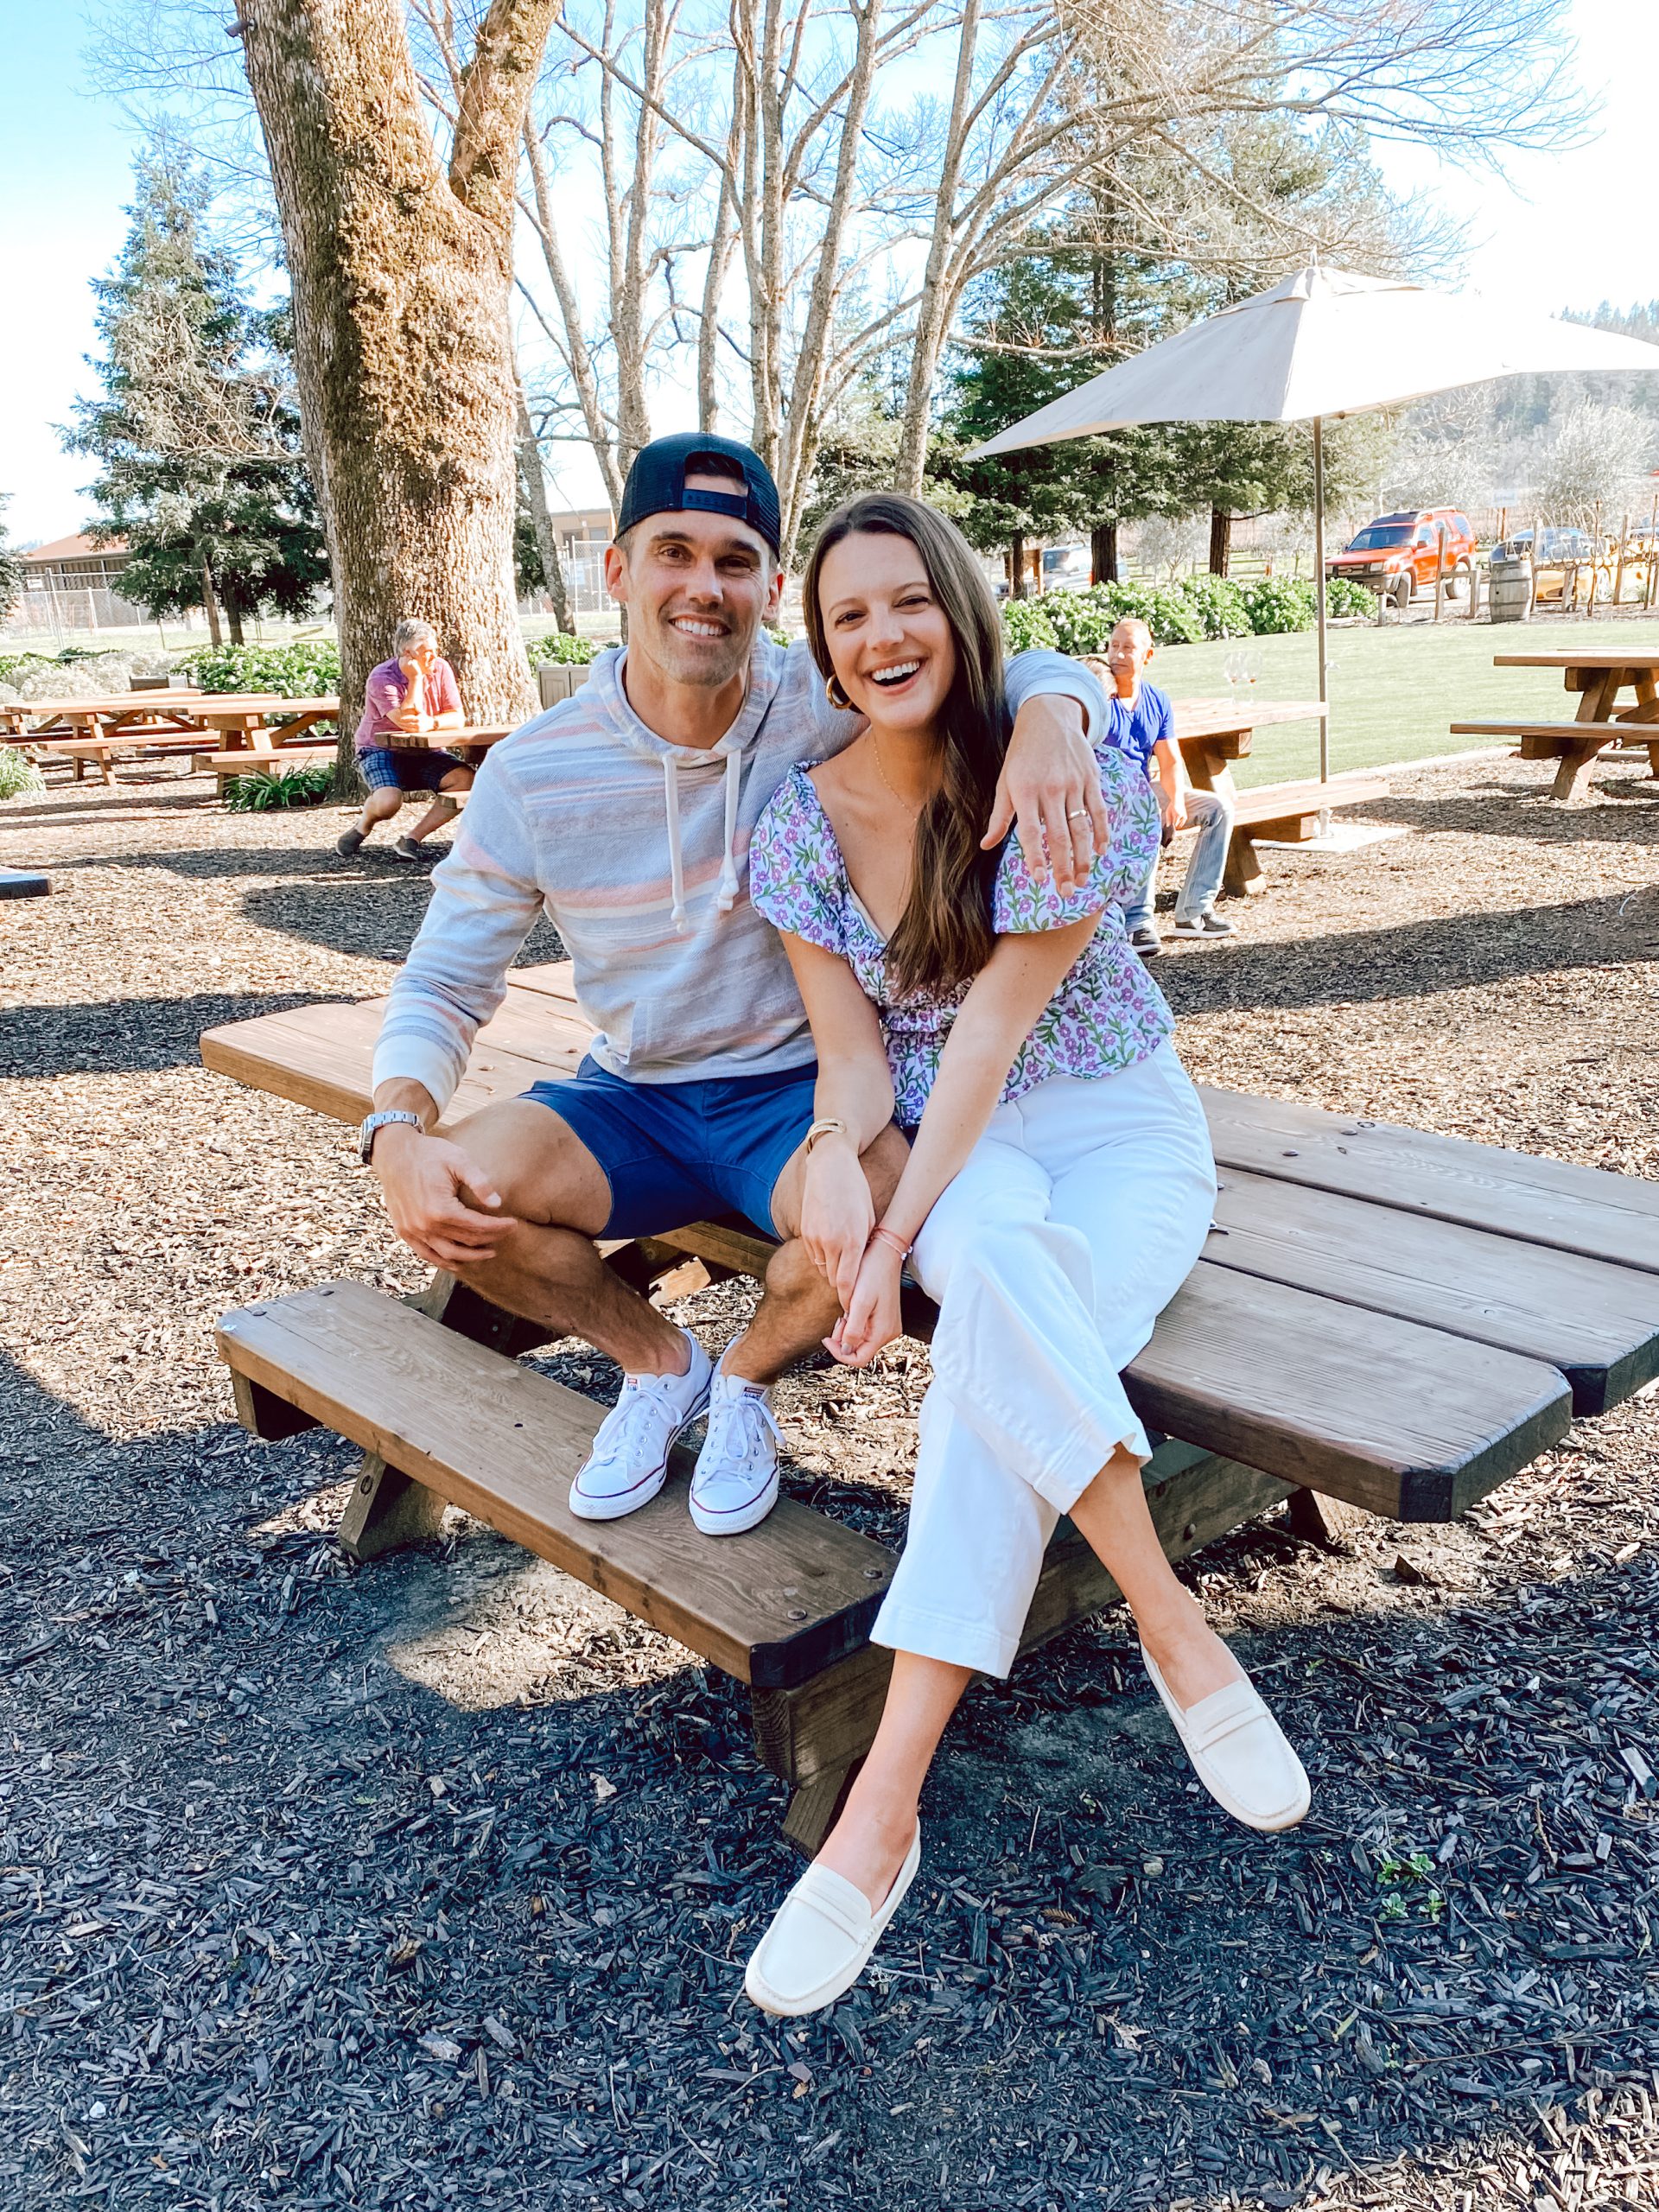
3;0;1658;545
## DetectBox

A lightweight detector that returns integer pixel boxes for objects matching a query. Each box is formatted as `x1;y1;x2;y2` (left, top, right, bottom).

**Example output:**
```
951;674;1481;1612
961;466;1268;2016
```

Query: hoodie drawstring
662;755;688;931
662;748;743;933
716;749;741;913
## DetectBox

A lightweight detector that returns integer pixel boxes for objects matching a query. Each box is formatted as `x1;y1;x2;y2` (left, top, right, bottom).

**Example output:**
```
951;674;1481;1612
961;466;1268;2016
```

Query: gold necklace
870;730;934;814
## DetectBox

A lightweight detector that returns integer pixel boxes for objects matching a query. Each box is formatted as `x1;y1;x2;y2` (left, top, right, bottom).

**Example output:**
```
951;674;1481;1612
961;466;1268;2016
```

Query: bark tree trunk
1090;522;1118;586
235;0;552;761
199;554;223;649
1209;507;1232;578
1009;532;1027;600
515;385;574;635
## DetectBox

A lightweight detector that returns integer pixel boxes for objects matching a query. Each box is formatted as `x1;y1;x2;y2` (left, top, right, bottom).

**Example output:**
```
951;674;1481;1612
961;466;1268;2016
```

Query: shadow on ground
1163;884;1659;1020
0;991;355;1079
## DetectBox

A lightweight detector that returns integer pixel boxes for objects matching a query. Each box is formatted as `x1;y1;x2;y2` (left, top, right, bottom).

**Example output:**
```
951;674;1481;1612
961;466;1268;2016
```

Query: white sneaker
568;1331;712;1522
690;1363;782;1536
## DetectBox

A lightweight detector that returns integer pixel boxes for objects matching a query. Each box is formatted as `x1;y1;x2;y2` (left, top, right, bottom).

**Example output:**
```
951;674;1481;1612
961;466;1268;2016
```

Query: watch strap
359;1109;423;1164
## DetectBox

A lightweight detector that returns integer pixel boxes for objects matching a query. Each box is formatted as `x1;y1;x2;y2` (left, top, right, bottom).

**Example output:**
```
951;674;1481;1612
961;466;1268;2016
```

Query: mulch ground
1;747;1657;2212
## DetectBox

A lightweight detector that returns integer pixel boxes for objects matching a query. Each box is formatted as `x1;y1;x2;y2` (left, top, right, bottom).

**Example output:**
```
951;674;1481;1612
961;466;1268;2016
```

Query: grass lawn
1149;613;1659;789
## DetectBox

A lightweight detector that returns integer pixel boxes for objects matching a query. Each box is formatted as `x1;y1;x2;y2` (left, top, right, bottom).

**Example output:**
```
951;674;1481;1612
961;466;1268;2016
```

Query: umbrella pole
1313;415;1330;804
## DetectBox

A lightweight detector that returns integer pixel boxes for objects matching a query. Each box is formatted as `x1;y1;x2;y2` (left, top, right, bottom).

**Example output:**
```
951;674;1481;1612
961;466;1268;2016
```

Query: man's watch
359;1109;424;1165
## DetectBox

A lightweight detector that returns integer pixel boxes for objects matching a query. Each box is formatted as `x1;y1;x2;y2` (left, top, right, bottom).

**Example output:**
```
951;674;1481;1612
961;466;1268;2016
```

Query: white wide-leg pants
870;1044;1217;1678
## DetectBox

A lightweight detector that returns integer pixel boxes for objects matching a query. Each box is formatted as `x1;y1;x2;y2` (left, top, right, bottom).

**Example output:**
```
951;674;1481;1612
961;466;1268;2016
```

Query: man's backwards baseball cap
615;432;782;560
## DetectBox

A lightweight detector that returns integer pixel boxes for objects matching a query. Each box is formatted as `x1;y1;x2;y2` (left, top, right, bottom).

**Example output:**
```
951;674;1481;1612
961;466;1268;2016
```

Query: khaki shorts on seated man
363;432;1110;1539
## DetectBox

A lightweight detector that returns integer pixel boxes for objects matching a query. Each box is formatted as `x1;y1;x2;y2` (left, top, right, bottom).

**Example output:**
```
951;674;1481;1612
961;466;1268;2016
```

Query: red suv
1326;508;1478;609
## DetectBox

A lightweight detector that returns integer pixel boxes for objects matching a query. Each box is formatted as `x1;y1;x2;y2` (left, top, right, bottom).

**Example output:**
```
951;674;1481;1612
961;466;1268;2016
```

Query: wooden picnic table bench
3;693;340;786
207;723;515;798
200;966;1659;1847
1166;699;1387;896
1458;651;1659;801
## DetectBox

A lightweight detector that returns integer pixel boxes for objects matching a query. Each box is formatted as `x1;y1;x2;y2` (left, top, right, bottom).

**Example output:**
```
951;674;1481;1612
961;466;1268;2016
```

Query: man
364;432;1109;1538
1092;621;1236;955
336;618;474;863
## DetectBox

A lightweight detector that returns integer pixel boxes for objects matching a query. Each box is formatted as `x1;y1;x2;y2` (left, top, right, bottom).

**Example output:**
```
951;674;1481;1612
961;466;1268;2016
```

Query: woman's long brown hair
802;493;1008;998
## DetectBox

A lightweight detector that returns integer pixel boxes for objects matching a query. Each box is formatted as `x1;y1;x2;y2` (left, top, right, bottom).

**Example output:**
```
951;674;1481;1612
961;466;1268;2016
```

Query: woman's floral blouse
748;741;1173;1128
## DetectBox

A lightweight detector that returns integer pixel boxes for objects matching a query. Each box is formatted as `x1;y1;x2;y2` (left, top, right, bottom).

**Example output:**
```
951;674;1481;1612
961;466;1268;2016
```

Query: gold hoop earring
824;673;852;711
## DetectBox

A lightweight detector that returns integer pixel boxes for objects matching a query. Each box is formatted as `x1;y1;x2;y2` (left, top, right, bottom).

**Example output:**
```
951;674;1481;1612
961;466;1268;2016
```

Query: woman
336;618;474;861
742;495;1306;2019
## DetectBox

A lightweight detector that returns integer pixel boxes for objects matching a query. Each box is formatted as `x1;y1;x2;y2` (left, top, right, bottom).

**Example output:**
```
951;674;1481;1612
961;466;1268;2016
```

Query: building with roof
9;533;154;636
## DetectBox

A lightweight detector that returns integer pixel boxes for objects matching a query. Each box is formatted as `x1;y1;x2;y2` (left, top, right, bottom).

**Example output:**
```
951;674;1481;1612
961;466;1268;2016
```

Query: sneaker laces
588;1370;692;1462
697;1382;782;1481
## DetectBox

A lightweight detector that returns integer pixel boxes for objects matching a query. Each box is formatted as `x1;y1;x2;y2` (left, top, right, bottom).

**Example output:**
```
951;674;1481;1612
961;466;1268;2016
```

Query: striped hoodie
372;634;1102;1109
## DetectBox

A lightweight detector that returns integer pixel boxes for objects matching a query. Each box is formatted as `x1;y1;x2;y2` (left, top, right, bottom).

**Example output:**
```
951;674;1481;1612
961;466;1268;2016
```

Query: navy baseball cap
615;432;782;559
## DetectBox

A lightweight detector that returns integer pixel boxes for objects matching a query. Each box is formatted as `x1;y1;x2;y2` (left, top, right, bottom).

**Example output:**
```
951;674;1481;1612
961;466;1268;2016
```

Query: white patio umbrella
969;264;1659;783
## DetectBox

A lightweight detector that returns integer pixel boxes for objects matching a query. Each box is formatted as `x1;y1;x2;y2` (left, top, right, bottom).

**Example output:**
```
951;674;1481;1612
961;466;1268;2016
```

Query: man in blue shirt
1095;620;1236;954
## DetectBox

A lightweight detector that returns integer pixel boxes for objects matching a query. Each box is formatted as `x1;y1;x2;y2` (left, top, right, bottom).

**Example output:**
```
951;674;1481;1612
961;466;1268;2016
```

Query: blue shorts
359;746;473;793
522;1056;818;1240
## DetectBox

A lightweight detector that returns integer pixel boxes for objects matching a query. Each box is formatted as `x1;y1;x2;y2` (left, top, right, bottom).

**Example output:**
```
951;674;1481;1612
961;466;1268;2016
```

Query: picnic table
208;722;515;796
3;692;340;786
200;967;1659;1850
1450;649;1659;802
1170;698;1388;895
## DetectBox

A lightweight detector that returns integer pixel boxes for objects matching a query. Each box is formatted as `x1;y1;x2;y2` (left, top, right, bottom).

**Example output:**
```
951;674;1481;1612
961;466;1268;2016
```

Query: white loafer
1141;1646;1310;1832
744;1829;922;2017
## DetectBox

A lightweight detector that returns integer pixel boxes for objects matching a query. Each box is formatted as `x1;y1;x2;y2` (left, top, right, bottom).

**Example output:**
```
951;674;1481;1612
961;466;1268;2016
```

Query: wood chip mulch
0;749;1656;2209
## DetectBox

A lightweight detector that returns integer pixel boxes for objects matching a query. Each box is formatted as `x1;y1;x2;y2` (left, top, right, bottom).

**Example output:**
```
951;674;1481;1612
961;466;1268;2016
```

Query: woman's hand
823;1237;905;1368
799;1135;876;1307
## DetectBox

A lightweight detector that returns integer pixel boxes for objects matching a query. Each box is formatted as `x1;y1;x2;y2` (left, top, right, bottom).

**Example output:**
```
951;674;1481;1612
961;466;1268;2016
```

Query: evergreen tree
938;251;1180;594
0;496;23;622
66;153;328;645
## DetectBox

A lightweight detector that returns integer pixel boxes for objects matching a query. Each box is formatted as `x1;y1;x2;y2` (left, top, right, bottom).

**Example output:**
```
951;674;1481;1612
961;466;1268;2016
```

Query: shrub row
173;639;343;696
1001;571;1375;654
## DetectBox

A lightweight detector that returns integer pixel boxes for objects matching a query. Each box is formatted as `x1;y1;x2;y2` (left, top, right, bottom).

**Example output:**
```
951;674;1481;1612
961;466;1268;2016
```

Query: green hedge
1325;574;1377;620
527;631;605;666
174;638;343;696
999;567;1375;658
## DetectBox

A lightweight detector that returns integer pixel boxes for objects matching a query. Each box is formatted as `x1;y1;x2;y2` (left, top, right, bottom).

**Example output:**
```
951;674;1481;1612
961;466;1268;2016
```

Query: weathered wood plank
1207;1169;1659;1414
215;1280;894;1688
1128;1268;1568;1521
1201;1088;1659;1277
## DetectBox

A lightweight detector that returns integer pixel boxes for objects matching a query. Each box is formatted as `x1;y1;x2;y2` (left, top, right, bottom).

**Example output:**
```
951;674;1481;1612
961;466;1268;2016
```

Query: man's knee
447;1101;609;1234
860;1122;911;1212
763;1234;836;1306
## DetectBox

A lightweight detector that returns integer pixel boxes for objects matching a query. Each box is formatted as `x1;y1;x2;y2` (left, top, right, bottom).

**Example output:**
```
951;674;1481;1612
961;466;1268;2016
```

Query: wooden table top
1;691;334;722
200;966;1659;1518
1172;696;1327;737
1492;651;1659;671
381;722;514;750
1;692;205;719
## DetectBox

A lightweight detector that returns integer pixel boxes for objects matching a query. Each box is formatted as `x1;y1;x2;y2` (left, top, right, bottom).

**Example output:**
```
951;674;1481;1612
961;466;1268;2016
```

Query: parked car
1500;526;1614;606
1039;543;1091;594
1325;508;1478;609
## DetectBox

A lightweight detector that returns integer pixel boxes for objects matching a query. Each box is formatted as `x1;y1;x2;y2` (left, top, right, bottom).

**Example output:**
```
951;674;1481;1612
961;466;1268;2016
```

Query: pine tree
938;251;1179;594
66;152;328;645
0;496;23;623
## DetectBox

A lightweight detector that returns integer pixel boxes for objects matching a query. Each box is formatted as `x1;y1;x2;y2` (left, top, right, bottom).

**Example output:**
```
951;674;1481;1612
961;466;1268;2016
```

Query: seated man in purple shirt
336;619;473;862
